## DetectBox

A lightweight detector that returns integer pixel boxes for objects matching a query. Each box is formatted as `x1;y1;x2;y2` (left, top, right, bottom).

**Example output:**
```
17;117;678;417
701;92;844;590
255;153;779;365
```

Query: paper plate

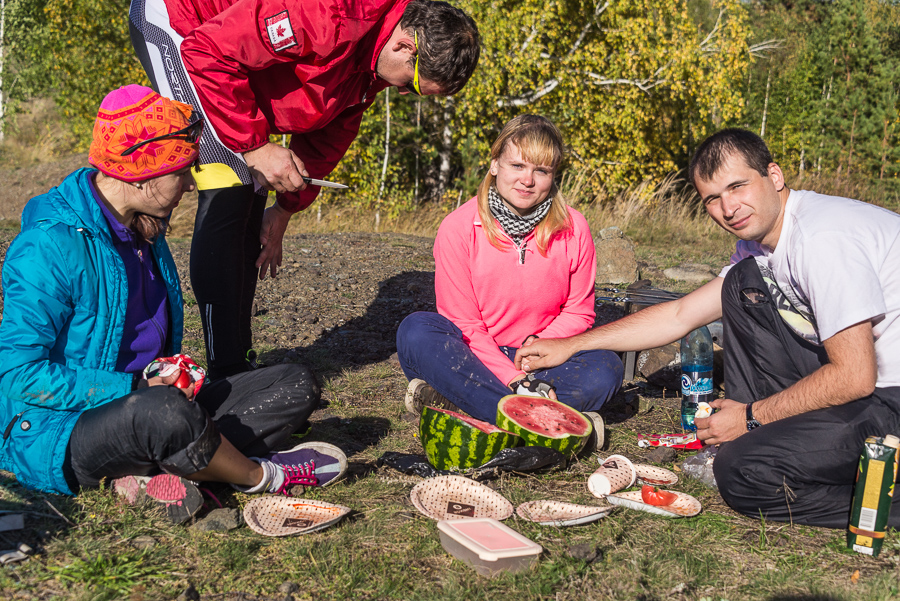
515;500;613;527
634;464;679;487
410;475;513;521
243;496;351;536
605;490;701;518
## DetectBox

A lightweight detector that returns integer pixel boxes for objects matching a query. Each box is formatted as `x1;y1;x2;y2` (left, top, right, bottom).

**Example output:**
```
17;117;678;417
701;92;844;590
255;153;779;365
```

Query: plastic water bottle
680;326;713;432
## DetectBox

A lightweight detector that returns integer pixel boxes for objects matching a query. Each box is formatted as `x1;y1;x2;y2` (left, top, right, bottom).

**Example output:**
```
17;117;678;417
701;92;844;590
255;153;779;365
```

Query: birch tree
449;0;752;189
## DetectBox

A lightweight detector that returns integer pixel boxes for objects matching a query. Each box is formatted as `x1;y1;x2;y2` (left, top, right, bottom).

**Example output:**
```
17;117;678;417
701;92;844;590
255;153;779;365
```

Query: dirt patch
0;154;92;221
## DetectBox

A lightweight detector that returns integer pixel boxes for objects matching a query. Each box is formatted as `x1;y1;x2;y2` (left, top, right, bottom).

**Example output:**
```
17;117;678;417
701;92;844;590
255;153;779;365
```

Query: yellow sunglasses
410;31;422;95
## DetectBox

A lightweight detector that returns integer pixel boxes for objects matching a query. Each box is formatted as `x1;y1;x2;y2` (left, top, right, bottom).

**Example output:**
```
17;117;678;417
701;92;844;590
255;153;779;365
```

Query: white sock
231;459;285;494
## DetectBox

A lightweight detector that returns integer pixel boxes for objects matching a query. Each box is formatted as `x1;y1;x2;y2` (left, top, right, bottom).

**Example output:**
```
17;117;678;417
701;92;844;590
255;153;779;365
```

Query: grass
1;368;898;600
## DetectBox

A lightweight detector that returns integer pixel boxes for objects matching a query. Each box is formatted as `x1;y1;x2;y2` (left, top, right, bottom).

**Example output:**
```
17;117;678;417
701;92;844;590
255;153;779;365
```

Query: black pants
192;186;268;378
713;258;900;528
63;364;319;490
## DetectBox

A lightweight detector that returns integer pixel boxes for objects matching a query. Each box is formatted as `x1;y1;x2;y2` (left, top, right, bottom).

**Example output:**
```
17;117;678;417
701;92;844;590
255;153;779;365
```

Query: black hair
688;128;774;186
401;1;481;95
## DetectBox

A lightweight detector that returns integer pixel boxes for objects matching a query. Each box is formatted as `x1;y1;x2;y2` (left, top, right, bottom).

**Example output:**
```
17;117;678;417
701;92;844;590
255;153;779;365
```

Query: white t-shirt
719;189;900;387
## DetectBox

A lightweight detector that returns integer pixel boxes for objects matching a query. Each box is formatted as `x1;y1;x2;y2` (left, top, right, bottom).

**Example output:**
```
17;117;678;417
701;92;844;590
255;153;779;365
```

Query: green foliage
5;0;900;202
5;0;148;148
450;0;752;190
333;0;753;207
739;0;900;181
49;551;167;596
46;0;149;147
329;90;437;214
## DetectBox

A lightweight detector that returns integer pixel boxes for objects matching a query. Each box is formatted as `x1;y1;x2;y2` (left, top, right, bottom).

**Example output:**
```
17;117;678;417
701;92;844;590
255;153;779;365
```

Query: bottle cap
883;435;899;449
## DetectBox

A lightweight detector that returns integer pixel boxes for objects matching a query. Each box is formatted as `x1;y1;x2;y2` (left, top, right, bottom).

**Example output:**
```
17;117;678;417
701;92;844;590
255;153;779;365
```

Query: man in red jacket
129;0;480;378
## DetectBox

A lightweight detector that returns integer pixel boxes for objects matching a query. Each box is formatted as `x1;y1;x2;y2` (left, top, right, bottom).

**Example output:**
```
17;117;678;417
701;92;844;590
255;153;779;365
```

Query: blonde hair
477;114;572;256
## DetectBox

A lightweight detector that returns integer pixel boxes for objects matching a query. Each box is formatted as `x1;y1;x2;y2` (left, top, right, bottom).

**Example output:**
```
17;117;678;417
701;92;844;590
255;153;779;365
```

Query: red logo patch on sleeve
265;10;297;52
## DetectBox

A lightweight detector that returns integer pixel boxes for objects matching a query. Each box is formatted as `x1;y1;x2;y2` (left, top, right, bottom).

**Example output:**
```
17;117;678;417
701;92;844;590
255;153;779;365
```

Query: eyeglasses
119;119;205;157
408;31;422;96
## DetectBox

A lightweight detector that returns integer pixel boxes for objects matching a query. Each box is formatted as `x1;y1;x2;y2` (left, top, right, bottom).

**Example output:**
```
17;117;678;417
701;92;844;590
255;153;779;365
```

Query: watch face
745;403;761;431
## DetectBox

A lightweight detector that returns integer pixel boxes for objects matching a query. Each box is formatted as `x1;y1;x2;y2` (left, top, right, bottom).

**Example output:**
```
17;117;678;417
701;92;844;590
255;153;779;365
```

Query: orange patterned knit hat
89;85;200;182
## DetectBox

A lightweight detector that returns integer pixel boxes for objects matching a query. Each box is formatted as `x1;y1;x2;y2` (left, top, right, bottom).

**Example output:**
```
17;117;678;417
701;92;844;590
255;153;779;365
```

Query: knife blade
303;177;349;189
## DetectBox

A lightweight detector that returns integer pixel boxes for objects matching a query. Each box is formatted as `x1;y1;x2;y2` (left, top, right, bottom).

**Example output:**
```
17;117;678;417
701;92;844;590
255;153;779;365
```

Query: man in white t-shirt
514;128;900;528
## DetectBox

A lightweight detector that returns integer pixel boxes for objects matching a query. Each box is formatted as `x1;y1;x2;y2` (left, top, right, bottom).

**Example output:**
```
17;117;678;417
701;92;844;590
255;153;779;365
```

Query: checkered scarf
488;186;553;245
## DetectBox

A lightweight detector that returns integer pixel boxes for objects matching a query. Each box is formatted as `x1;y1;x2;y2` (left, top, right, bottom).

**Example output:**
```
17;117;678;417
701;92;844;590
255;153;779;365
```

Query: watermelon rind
419;406;521;471
496;395;592;457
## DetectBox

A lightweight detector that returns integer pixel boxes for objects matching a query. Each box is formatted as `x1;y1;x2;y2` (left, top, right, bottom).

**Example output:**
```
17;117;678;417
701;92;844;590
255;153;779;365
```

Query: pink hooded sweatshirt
434;198;597;386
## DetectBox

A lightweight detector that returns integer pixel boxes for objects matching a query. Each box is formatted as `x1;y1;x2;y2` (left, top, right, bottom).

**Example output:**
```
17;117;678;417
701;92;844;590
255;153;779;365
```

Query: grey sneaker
404;379;462;415
583;411;605;453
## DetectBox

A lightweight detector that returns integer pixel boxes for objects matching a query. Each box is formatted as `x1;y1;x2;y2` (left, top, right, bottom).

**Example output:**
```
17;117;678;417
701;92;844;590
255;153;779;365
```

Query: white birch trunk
378;88;390;199
377;88;390;232
414;99;420;202
760;71;771;138
437;97;454;200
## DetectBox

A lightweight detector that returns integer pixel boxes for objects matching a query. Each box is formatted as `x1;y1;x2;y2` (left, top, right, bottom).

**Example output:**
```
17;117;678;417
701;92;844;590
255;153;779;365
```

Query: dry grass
169;169;736;264
0;99;78;167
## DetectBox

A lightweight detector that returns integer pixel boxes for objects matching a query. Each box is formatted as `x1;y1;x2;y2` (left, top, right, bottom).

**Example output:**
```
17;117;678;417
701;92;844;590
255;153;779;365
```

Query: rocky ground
175;231;630;375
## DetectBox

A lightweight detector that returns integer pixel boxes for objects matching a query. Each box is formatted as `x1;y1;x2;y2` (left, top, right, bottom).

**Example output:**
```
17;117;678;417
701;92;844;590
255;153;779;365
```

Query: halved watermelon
496;395;592;457
419;406;520;470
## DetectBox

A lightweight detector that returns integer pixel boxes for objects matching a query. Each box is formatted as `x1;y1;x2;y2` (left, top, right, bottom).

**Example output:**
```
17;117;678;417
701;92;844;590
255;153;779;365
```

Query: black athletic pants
63;364;319;491
192;186;268;378
713;258;900;528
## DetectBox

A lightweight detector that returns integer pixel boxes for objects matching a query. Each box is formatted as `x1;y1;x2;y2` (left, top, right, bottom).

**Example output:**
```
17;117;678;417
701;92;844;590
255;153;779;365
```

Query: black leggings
191;186;267;378
63;364;319;490
713;258;900;528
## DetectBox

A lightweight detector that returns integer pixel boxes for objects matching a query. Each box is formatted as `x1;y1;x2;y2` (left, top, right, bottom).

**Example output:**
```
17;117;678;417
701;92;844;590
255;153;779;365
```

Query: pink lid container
437;517;542;576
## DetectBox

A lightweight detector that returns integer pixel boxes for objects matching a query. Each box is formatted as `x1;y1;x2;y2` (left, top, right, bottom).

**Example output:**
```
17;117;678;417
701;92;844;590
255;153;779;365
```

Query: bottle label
681;370;713;397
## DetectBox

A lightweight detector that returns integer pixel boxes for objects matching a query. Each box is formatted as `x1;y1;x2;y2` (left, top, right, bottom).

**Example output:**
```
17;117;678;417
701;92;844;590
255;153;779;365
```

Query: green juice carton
847;434;899;556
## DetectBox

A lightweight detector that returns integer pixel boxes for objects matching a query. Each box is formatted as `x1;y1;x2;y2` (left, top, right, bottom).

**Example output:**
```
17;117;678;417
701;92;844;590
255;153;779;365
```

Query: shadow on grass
0;472;80;563
636;592;844;601
306;414;392;461
262;270;435;378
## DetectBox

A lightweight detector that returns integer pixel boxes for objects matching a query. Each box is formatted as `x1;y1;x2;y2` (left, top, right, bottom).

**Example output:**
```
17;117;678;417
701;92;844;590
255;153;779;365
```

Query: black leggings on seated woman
62;364;319;491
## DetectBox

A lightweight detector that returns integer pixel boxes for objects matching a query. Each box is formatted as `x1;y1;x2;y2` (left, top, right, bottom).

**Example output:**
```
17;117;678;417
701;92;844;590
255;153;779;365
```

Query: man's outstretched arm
515;277;725;371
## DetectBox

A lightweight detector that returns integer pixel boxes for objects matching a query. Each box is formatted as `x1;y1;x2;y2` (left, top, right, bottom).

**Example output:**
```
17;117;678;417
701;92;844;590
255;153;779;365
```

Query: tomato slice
640;485;678;506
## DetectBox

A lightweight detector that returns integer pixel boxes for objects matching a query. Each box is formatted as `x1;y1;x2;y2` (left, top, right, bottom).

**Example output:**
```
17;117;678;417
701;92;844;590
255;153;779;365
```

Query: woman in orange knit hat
0;85;346;524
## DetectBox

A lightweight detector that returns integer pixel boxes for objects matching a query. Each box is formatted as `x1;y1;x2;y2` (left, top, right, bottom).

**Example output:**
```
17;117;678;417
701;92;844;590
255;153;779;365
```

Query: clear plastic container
437;518;542;576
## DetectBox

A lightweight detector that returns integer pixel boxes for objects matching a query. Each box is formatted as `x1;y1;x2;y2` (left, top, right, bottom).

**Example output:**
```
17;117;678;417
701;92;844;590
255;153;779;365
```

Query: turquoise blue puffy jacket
0;168;183;494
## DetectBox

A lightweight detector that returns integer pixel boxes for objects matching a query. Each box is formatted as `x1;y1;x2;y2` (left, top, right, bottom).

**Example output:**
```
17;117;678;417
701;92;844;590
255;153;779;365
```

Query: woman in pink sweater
396;115;622;438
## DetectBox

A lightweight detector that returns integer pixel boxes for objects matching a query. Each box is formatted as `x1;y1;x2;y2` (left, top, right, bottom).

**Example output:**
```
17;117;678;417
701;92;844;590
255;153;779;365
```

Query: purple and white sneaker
264;442;348;491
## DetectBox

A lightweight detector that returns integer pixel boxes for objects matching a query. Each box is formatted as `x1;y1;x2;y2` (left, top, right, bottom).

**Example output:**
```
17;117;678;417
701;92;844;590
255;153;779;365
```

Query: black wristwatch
746;402;762;431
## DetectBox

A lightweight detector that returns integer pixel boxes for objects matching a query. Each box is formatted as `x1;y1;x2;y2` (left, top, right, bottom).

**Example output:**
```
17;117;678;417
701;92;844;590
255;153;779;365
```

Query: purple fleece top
90;177;169;373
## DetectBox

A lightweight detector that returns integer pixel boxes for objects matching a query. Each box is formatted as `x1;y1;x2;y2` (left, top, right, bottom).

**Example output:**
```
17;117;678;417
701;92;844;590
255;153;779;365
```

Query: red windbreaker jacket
169;0;410;211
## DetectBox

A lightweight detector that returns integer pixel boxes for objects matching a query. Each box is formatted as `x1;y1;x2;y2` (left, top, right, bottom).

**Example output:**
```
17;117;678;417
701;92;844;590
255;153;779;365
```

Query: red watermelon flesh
496;395;592;457
502;398;587;437
435;407;510;434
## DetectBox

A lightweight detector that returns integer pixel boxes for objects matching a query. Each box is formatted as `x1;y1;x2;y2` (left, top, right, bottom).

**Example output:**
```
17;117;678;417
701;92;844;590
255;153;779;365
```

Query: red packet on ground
637;433;703;450
143;354;206;395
